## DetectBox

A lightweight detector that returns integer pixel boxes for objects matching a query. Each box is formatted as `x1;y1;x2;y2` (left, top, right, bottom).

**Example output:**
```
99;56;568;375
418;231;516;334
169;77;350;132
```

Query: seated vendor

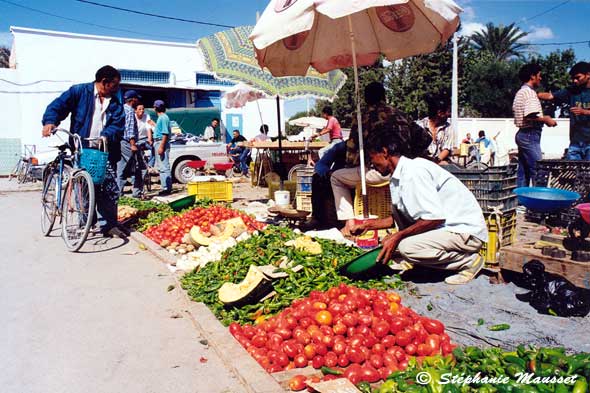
228;129;249;176
351;130;488;285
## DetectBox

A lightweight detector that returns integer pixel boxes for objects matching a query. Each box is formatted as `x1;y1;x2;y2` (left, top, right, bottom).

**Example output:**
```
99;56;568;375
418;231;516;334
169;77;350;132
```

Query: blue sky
1;0;589;117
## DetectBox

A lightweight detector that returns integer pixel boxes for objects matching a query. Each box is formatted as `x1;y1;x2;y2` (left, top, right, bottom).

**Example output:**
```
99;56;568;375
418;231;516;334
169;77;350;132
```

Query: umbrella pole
347;15;369;218
276;94;284;190
256;99;264;127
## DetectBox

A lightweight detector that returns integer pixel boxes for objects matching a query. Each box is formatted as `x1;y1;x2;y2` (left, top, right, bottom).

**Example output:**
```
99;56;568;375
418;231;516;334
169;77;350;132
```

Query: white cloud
526;26;554;41
460;22;485;37
462;6;476;21
0;32;13;48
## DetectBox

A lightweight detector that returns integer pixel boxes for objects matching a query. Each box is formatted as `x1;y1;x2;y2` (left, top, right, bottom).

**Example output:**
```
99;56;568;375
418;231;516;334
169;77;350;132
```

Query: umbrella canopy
198;25;346;99
223;82;266;109
288;116;327;129
197;25;347;186
249;0;461;210
250;0;461;77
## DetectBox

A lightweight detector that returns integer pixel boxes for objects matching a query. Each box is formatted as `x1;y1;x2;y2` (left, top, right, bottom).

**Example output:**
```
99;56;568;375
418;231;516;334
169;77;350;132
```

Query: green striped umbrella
198;25;347;184
198;25;347;100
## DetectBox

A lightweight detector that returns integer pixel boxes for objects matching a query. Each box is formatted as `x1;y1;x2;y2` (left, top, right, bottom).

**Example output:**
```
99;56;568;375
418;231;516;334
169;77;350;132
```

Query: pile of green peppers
180;226;404;325
372;346;590;393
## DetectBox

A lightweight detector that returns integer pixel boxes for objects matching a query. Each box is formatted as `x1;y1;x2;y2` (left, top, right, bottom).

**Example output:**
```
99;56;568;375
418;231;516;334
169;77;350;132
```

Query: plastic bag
515;260;590;317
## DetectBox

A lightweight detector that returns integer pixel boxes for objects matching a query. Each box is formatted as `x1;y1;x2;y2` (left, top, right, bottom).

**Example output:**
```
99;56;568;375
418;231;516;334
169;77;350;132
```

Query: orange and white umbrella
250;0;462;204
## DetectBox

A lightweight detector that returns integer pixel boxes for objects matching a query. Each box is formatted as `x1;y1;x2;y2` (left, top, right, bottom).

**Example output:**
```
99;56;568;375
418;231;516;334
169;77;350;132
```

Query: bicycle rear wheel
41;169;58;236
61;170;95;252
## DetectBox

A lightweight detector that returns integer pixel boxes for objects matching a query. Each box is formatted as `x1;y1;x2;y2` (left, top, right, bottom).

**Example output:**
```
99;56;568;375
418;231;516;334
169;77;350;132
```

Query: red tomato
275;328;292;340
311;355;325;369
332;322;347;336
315;311;333;326
288;375;307;391
282;340;299;359
382;353;398;369
360;365;381;383
299;317;314;329
315;343;328;356
303;344;316;360
394;330;412;347
369;354;384;369
324;352;338;368
321;334;335;348
404;343;417;356
276;352;290;368
343;364;363;385
425;334;441;354
421;318;445;335
312;302;327;310
341;313;358;327
417;343;432;357
345;347;366;364
372;343;386;354
373;321;390;338
252;334;267;348
293;354;308;368
327;287;340;299
337;354;350;367
332;340;346;355
295;332;311;345
228;322;241;336
381;335;396;348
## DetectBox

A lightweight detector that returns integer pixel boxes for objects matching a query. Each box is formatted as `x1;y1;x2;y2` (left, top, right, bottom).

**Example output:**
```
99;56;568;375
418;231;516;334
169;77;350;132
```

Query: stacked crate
295;167;314;213
444;164;518;264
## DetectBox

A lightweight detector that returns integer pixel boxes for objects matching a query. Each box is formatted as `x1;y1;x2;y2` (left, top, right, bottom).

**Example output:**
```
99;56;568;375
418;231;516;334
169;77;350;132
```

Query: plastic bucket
354;215;379;248
274;190;291;207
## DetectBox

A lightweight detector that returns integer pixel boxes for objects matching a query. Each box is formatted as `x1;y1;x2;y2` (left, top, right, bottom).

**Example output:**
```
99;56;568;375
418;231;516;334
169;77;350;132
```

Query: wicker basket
353;182;392;219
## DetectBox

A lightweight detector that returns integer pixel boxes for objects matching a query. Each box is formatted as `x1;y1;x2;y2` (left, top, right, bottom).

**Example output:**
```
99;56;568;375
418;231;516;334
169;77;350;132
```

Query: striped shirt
513;84;543;129
417;117;453;159
123;104;138;141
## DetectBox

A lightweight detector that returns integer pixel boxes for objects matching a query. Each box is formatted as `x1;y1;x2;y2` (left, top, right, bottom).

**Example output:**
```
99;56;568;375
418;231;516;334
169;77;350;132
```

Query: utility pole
451;32;459;147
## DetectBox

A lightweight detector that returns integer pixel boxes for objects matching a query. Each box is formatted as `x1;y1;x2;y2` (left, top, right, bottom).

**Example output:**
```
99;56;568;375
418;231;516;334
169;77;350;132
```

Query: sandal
445;254;484;285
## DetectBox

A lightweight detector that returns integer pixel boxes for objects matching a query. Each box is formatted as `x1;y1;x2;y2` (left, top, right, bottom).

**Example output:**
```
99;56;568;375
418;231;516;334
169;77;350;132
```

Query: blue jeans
154;140;172;192
239;148;251;174
116;140;143;197
515;129;542;188
566;142;590;160
96;161;119;232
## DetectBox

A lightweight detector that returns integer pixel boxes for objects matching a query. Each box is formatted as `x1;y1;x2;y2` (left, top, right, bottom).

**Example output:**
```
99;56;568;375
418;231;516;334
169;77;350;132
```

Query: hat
154;99;165;108
123;90;141;100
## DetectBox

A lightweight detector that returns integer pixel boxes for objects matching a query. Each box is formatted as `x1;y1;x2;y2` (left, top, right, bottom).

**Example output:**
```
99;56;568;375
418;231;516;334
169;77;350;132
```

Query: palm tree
470;23;528;61
0;46;10;68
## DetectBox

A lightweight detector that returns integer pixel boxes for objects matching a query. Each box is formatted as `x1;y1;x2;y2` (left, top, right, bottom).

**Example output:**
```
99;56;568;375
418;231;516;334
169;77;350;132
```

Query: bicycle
41;128;104;252
9;144;38;184
136;142;154;195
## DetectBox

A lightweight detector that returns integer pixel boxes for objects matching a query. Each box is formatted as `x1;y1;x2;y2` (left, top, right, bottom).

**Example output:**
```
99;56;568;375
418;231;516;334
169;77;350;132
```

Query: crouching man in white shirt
351;131;488;285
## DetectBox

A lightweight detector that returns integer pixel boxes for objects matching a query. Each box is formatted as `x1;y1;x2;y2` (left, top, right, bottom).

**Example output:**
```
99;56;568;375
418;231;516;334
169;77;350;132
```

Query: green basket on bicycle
80;140;108;185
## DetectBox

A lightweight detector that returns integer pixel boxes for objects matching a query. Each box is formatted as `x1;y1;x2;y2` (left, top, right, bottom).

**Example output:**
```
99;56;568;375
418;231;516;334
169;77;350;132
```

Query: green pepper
507;364;525;378
356;381;372;393
321;366;343;375
488;324;511;331
513;385;539;393
505;356;527;369
442;385;461;393
554;384;569;393
378;380;397;393
535;383;553;393
573;377;588;393
539;362;561;377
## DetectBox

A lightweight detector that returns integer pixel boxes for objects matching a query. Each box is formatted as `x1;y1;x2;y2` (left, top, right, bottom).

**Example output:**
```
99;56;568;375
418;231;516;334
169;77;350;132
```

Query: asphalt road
0;190;248;393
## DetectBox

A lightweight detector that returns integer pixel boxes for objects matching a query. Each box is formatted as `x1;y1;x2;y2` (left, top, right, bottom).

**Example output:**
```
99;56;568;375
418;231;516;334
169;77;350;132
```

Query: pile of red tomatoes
228;284;455;385
143;205;264;245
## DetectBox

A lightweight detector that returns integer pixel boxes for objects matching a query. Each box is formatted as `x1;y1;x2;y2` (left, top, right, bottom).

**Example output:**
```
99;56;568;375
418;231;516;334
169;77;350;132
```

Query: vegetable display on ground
226;283;453;381
181;227;405;326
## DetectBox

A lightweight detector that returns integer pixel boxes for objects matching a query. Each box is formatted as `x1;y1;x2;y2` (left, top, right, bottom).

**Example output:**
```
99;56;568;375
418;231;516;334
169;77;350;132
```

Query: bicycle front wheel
61;170;95;252
41;169;58;236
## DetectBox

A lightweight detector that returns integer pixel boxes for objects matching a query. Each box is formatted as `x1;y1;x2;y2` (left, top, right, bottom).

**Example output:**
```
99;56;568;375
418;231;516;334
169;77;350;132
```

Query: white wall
1;27;282;156
456;118;570;159
222;97;285;141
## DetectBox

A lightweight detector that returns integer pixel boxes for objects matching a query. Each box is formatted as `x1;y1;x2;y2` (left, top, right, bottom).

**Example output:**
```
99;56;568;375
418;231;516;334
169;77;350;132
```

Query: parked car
169;140;230;183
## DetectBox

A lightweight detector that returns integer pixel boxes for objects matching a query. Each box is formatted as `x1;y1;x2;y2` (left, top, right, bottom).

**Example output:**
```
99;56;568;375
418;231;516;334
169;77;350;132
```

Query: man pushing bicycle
41;65;127;238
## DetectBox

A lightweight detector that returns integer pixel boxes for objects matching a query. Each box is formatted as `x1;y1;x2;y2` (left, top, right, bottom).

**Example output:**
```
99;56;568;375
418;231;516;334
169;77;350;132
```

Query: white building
0;26;284;174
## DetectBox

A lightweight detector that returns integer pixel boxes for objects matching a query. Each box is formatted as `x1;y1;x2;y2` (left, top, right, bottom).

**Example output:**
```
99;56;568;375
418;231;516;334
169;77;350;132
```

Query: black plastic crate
444;164;517;213
535;160;590;200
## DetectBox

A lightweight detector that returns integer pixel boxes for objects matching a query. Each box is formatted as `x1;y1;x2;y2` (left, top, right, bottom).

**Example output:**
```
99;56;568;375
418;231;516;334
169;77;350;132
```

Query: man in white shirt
351;131;488;285
251;124;270;142
203;118;219;141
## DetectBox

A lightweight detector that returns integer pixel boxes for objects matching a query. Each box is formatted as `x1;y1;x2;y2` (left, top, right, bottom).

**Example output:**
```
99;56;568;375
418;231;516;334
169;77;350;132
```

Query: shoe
388;261;413;272
299;218;321;231
102;226;128;239
158;190;172;196
445;254;484;285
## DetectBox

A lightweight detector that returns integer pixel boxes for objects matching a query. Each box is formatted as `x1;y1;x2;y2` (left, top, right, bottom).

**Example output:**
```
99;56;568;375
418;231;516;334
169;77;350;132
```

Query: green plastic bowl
340;247;382;275
168;195;196;212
